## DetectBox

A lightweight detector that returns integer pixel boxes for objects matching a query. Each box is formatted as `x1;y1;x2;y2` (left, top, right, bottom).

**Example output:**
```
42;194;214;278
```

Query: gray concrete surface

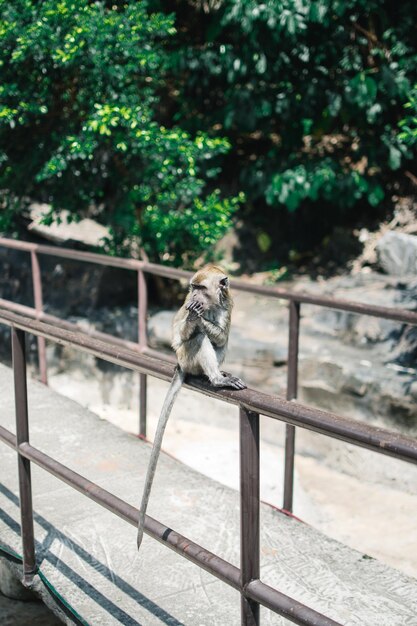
0;363;416;625
0;589;62;626
0;560;38;600
47;366;417;579
0;560;62;625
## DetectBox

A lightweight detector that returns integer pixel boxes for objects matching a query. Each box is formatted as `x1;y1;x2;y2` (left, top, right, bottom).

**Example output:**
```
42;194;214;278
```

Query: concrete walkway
0;363;416;625
48;367;417;579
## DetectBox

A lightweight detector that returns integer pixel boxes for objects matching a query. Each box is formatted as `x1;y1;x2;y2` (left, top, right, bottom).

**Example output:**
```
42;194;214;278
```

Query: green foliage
0;0;239;266
266;161;385;211
1;0;416;267
139;190;244;265
399;85;417;147
160;0;417;245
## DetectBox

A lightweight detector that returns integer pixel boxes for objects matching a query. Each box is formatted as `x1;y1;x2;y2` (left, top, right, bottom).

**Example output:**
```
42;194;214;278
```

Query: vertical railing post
240;407;260;626
12;328;36;585
283;300;300;513
138;268;148;438
30;250;47;385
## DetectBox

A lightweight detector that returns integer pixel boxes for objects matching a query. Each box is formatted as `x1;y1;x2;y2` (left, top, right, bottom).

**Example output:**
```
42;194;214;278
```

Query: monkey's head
188;264;231;310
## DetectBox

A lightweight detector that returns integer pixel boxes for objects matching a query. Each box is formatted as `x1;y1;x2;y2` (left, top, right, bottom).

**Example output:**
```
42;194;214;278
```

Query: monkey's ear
219;277;229;289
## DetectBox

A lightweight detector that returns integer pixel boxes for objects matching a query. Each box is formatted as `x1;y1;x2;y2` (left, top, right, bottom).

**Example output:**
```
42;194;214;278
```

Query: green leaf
368;185;385;206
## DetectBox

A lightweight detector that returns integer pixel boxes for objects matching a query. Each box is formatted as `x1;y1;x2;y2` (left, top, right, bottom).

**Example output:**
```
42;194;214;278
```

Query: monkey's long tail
137;367;185;550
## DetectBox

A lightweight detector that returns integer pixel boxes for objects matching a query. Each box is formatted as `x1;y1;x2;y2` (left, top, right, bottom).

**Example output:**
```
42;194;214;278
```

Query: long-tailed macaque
137;264;246;549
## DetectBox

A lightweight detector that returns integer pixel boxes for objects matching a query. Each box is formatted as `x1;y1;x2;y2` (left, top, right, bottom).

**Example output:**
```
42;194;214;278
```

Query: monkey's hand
186;300;205;318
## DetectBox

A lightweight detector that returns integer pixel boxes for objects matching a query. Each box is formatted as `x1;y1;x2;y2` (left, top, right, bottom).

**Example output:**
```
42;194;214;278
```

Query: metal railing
1;308;417;625
1;236;417;516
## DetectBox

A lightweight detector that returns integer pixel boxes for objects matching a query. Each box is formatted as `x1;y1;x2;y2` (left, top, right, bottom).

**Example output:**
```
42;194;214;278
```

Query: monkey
137;264;246;549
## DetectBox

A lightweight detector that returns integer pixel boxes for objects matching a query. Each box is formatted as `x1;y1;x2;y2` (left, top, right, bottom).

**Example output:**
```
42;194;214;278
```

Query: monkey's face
186;265;229;316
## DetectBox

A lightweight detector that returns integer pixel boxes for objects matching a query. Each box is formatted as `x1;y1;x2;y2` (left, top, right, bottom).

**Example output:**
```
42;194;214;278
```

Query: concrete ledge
0;363;416;625
0;559;39;601
0;558;62;625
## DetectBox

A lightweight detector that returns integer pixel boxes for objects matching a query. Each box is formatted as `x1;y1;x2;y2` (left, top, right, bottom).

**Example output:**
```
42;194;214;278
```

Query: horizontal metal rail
0;298;175;364
0;237;145;270
1;307;416;465
0;424;340;626
1;237;417;324
0;298;141;351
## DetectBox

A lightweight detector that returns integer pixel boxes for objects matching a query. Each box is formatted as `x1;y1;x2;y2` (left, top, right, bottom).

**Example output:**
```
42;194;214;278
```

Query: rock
148;310;174;348
410;380;417;401
213;225;241;272
341;373;369;397
388;326;417;368
376;231;417;276
27;204;110;247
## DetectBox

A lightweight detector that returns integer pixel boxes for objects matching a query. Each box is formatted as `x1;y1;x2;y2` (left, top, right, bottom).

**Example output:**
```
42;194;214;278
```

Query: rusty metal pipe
30;251;48;384
137;269;148;437
245;580;341;626
0;298;141;353
240;408;260;625
12;329;36;585
0;237;143;270
1;237;416;325
0;424;16;447
0;297;172;366
284;300;301;512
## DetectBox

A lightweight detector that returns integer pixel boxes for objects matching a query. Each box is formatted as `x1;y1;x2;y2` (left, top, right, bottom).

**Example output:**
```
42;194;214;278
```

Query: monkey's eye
191;283;206;291
219;277;229;288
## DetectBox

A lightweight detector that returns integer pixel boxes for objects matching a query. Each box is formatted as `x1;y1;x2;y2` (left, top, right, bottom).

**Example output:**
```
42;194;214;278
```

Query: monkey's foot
191;373;247;390
216;372;247;390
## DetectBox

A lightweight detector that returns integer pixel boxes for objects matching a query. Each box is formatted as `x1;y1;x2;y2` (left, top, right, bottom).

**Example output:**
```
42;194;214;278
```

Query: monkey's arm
199;317;229;347
183;299;230;346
